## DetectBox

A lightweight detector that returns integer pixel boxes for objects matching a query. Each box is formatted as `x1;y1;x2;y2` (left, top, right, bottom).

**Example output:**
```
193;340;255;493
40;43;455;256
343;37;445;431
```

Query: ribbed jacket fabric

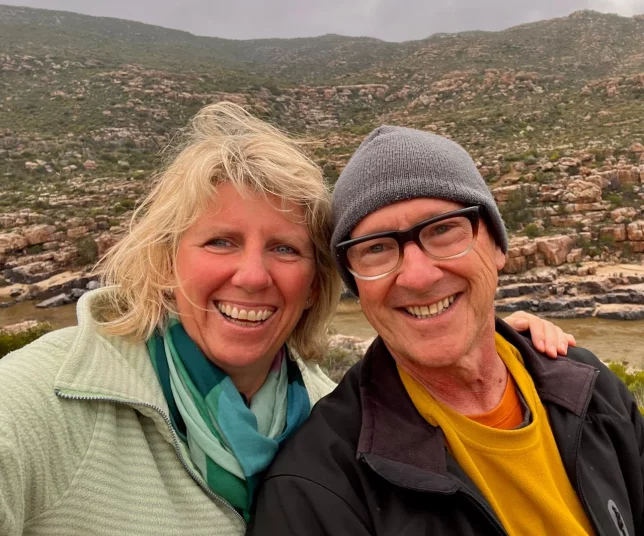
0;288;336;536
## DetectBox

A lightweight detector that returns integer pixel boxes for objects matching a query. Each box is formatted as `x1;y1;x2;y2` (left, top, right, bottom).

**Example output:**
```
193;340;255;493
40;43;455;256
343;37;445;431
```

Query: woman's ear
305;278;320;310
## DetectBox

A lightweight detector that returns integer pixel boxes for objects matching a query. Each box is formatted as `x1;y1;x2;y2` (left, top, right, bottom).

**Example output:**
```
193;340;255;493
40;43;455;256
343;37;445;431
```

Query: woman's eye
207;238;233;248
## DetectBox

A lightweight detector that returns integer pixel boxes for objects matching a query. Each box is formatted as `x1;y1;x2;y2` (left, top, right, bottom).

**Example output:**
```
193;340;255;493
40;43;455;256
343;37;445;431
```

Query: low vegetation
607;361;644;413
0;324;53;359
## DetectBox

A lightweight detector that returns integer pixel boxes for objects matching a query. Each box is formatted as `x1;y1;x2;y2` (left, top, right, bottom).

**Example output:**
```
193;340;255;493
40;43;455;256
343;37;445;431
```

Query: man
250;126;643;535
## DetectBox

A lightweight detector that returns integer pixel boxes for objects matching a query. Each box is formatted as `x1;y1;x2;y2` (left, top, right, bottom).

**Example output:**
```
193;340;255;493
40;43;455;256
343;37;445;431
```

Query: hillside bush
500;190;532;232
0;324;53;359
525;223;542;238
608;362;644;413
74;236;99;266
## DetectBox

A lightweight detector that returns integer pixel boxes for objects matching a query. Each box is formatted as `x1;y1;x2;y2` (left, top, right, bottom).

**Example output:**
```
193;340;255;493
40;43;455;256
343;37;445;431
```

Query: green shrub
320;346;361;383
608;362;644;412
500;189;533;232
525;223;541;238
599;235;616;247
74;236;98;266
0;324;53;359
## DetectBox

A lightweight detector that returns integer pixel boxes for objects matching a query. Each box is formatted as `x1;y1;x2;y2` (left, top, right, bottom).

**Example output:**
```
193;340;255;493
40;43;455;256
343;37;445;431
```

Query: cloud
2;0;644;40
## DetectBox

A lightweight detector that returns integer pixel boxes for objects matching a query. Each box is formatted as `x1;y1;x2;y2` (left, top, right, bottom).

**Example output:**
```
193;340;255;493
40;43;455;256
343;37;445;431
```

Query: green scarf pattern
147;317;310;520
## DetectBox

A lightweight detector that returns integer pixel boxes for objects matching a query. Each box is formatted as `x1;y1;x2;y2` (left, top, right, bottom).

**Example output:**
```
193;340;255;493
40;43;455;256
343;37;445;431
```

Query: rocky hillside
1;6;644;313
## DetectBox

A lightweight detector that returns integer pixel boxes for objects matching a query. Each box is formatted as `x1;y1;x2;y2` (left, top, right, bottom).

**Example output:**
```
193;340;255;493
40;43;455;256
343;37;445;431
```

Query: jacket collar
357;317;597;490
53;287;331;418
54;287;170;412
494;318;597;417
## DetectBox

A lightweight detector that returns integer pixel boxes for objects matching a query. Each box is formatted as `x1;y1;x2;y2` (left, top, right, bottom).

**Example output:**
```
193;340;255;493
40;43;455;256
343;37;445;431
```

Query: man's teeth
405;295;456;318
216;303;274;322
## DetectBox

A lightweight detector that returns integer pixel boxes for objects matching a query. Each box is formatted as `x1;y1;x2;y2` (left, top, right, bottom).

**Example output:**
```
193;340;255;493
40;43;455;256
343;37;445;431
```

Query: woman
0;103;572;536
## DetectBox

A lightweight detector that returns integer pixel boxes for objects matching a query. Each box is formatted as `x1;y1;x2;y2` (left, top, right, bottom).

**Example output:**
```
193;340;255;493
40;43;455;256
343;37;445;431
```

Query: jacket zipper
360;454;507;535
572;369;600;533
55;389;246;527
459;488;508;536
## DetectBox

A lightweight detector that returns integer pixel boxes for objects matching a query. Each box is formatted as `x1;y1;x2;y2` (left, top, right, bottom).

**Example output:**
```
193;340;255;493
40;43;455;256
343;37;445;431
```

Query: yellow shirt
398;333;594;536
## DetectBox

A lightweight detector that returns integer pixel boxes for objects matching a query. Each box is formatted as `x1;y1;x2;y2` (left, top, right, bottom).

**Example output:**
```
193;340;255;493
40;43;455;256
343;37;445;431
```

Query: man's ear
495;245;507;272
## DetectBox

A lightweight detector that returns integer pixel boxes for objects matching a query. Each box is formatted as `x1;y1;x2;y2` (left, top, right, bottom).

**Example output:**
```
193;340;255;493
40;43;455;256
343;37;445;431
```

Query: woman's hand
504;311;576;358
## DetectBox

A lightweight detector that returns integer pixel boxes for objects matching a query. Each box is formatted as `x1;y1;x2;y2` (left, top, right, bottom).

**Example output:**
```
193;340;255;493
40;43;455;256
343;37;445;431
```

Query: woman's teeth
405;295;456;319
216;303;274;323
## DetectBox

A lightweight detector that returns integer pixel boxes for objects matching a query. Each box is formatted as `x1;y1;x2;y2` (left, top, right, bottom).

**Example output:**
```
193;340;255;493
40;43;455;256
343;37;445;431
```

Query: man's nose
231;250;273;292
394;242;444;290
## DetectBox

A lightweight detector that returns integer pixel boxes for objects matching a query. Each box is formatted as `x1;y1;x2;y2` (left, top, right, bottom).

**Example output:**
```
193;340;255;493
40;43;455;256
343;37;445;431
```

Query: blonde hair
96;102;341;361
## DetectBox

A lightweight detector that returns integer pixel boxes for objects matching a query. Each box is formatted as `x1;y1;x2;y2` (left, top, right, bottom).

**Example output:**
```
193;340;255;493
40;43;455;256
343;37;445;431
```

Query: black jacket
249;319;644;536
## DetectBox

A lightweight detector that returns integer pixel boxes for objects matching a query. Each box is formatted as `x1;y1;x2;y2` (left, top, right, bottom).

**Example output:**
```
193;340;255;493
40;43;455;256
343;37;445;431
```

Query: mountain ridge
1;5;644;284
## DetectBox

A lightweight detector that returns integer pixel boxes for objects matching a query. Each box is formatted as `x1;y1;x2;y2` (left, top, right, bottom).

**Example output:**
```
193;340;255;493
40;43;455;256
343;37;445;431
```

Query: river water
2;299;643;365
330;301;644;366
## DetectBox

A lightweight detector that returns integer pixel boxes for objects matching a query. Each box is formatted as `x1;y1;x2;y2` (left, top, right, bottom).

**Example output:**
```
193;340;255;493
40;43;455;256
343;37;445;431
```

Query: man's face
352;198;506;370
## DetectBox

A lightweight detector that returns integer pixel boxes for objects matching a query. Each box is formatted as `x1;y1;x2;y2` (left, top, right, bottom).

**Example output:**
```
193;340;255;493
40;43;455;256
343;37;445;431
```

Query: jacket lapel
53;288;173;442
357;320;598;492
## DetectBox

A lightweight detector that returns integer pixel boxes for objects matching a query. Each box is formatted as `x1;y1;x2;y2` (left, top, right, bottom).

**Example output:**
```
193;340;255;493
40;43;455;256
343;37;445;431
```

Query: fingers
528;316;548;355
504;312;577;358
504;311;530;332
542;321;560;358
505;312;546;354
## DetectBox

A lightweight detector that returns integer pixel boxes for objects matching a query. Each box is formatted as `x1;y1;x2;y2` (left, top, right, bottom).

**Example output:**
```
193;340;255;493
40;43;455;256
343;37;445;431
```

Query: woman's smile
174;183;318;373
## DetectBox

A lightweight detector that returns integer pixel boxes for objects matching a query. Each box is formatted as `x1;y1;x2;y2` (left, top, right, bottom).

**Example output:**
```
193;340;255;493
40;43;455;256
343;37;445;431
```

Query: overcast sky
2;0;644;41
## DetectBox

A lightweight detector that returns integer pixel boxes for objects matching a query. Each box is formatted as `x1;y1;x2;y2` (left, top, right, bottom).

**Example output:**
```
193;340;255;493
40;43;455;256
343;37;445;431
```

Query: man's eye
274;244;298;255
433;224;451;235
361;242;395;256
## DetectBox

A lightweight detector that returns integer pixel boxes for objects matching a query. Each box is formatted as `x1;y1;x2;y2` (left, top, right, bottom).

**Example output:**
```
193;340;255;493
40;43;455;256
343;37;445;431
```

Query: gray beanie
331;125;508;295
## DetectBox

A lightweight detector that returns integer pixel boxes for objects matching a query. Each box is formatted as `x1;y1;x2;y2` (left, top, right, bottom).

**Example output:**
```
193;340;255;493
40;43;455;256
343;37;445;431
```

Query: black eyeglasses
336;206;480;280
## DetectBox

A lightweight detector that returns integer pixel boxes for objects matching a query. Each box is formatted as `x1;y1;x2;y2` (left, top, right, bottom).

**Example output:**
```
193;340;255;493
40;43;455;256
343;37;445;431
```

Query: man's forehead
351;197;467;237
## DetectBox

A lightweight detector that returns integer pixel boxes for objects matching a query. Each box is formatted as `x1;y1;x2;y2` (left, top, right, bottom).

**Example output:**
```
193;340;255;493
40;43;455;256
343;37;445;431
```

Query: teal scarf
147;318;310;521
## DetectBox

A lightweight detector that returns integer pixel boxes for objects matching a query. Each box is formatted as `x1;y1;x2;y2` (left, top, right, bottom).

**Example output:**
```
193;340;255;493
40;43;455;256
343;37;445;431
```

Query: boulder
502;255;527;274
69;288;87;299
87;279;101;291
0;320;40;333
617;167;639;185
5;261;63;284
566;248;583;263
67;226;89;239
600;225;627;242
23;224;56;246
626;221;644;241
95;233;119;257
611;207;639;223
629;143;644;153
561;179;602;204
595;304;644;320
535;235;575;266
0;233;28;254
35;293;72;308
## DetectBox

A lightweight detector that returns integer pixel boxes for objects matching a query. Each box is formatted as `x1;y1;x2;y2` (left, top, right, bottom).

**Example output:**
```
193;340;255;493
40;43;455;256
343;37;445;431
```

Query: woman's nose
231;250;273;292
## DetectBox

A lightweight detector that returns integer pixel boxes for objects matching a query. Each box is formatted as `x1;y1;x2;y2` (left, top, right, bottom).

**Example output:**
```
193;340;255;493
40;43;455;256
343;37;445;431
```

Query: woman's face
174;183;317;376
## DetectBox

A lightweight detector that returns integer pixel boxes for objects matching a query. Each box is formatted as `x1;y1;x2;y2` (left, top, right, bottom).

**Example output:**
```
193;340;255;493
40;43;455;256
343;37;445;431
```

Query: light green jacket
0;288;336;536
